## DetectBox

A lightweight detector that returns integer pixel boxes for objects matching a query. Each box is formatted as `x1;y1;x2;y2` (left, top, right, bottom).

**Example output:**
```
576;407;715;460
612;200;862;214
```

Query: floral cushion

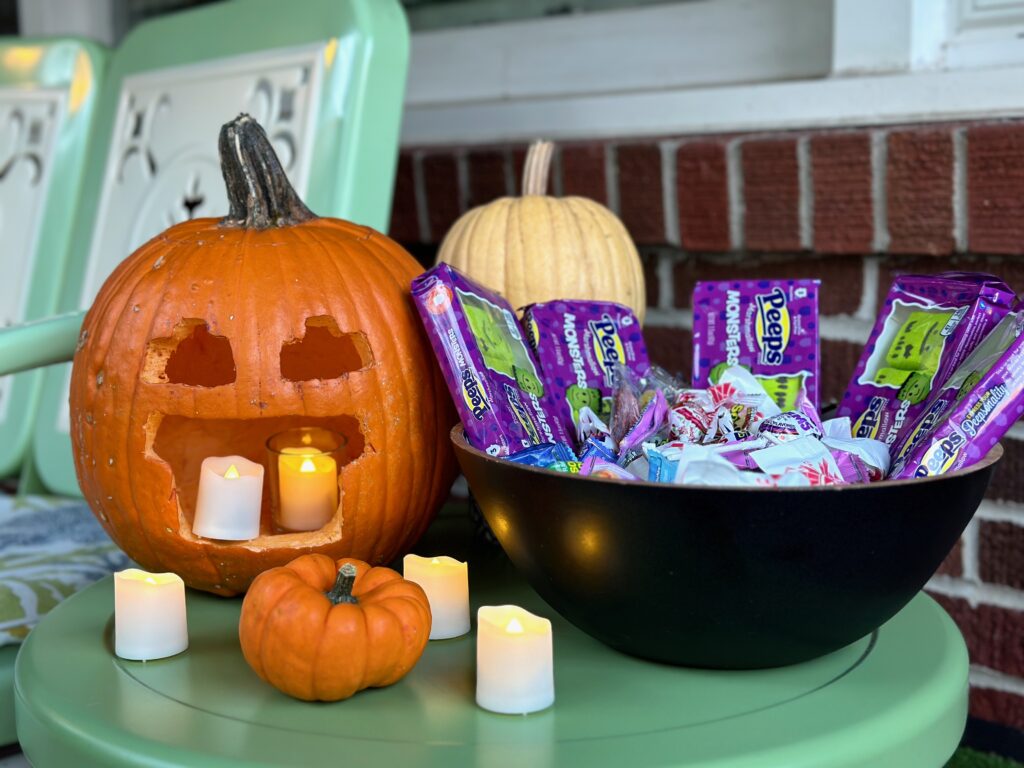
0;495;131;646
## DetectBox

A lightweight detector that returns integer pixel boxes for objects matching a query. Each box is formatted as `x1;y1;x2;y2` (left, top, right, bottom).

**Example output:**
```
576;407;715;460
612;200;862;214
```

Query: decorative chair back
0;39;105;479
29;0;409;496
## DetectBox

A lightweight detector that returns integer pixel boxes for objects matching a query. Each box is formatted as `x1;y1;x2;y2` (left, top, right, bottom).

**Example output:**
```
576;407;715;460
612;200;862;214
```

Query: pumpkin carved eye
280;316;373;382
143;319;236;387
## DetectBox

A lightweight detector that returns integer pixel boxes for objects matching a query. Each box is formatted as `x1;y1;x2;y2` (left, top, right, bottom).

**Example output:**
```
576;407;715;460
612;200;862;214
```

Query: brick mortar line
412;151;430;243
605;144;620;216
856;257;881;322
953;128;968;252
970;665;1024;696
455;149;470;215
871;130;890;252
551;145;565;197
962;517;980;582
661;140;681;247
976;498;1024;523
928;574;1024;611
502;147;516;197
656;255;675;310
797;135;813;251
727;139;744;250
646;308;693;329
819;315;874;342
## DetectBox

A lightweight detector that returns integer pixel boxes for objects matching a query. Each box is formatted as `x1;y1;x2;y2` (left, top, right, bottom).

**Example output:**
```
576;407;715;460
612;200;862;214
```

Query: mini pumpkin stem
218;113;317;230
521;140;554;196
326;563;359;605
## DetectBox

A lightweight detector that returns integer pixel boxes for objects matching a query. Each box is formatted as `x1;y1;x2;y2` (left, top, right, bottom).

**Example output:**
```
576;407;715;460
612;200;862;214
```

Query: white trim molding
403;62;1024;146
402;0;1024;147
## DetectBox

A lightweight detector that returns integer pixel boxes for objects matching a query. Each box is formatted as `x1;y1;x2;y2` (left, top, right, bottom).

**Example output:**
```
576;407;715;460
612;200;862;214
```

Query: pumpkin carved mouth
147;412;366;547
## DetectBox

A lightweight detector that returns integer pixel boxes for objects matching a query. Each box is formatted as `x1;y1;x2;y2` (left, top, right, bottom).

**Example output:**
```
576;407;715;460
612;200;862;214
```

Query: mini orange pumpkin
70;115;457;595
239;554;431;701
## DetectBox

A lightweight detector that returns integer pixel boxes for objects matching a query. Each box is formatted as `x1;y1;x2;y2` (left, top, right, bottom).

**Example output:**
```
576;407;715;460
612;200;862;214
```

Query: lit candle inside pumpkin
403;554;470;639
114;569;188;661
192;455;264;540
277;446;338;531
476;605;554;714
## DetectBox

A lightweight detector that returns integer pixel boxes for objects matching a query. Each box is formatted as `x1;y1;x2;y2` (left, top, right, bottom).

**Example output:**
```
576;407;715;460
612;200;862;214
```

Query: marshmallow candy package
836;272;1014;455
692;279;821;411
523;300;648;444
889;310;1024;479
412;264;570;457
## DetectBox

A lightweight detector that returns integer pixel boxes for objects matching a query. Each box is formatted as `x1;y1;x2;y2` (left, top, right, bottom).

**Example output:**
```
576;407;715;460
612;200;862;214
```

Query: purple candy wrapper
837;272;1014;455
411;264;570;456
523;300;648;443
889;311;1024;479
692;279;821;411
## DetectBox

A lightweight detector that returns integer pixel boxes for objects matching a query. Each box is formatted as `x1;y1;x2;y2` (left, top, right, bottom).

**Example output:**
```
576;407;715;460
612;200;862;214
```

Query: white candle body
192;455;264;540
476;605;554;714
277;449;338;531
114;569;188;661
403;554;470;639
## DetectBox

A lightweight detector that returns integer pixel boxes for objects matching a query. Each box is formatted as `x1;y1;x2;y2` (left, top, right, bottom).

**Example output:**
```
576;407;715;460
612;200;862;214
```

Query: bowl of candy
415;265;1021;667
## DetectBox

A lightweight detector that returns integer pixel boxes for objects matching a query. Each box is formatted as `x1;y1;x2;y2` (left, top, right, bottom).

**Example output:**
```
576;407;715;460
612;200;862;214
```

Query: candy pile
412;264;1024;487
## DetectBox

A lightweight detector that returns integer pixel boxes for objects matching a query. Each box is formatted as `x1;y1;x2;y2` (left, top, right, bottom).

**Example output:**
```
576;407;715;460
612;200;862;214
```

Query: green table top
14;513;968;768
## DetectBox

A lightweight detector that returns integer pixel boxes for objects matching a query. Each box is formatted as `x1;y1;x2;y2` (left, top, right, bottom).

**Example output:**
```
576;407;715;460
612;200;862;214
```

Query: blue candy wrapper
507;443;581;474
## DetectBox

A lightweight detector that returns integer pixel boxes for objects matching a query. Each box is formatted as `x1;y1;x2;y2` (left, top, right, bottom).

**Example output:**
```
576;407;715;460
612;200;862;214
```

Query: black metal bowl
451;426;1002;668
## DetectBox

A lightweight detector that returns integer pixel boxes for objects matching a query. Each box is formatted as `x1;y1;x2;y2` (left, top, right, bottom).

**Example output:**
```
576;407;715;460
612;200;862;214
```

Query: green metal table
14;514;967;767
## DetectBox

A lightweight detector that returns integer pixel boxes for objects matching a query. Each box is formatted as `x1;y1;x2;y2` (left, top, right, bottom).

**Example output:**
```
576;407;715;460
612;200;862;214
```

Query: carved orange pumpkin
239;555;431;701
70;115;457;595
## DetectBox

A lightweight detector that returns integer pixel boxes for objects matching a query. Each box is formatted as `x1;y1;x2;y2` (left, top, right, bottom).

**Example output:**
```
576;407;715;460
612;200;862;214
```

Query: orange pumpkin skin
69;116;457;595
239;555;431;701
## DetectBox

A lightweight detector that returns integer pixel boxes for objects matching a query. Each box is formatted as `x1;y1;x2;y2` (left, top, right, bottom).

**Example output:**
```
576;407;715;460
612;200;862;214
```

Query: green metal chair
0;38;105;480
0;0;409;745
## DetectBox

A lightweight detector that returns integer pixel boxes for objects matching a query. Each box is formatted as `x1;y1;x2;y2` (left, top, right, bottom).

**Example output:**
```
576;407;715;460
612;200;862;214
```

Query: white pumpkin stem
521;140;554;196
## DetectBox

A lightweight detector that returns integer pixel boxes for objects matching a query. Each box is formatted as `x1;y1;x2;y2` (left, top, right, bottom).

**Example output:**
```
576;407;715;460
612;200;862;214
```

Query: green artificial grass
949;747;1024;767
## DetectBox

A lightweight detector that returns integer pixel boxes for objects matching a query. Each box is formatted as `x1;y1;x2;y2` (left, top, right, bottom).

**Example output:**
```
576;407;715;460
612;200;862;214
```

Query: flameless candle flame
224;464;240;480
431;557;440;564
144;576;157;585
506;617;524;634
300;458;316;473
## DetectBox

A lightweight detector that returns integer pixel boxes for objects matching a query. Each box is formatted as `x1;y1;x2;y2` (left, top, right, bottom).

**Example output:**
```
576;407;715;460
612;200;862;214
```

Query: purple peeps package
836;272;1014;454
890;311;1024;467
522;300;648;442
888;314;1024;479
692;279;821;411
411;264;570;457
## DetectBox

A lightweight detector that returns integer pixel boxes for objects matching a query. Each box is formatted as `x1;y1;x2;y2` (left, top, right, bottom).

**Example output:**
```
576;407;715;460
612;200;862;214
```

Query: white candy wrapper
822;435;891;477
822;417;853;440
749;436;845;485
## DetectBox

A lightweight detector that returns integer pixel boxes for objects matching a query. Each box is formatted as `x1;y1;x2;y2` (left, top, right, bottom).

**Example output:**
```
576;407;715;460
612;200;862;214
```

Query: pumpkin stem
326;563;359;605
218;114;317;230
521;140;554;196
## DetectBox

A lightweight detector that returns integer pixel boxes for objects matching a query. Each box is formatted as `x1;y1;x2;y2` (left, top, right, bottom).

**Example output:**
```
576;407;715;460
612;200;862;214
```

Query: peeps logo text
588;314;627;385
894;398;949;461
460;369;489;421
915;432;966;477
754;288;791;366
854;396;887;440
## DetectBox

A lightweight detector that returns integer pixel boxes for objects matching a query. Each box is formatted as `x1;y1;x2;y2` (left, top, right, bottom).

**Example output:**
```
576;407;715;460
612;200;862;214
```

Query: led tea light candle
476;605;554;714
403;554;470;639
192;455;264;540
266;427;345;532
114;569;188;661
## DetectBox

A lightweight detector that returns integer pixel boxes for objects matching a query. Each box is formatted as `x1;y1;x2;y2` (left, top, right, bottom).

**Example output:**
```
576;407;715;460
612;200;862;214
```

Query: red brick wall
391;120;1024;730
